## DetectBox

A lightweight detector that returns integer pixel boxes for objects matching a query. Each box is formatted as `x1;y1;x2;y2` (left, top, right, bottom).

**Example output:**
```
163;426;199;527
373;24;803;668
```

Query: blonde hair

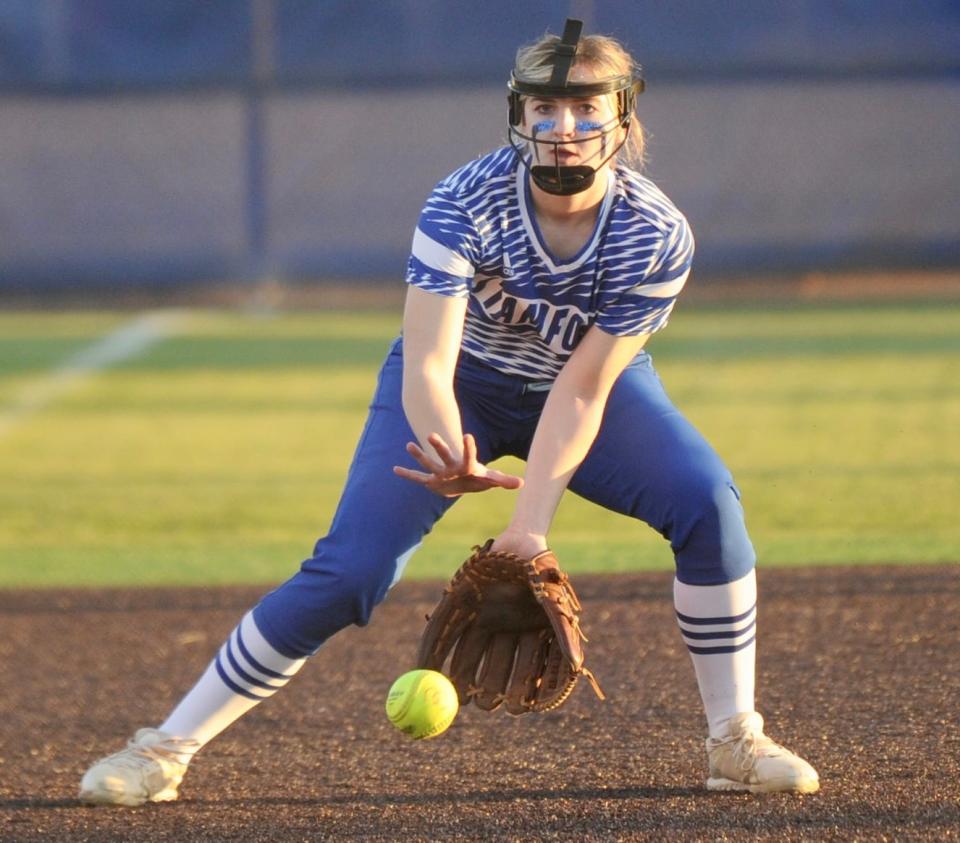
514;31;646;169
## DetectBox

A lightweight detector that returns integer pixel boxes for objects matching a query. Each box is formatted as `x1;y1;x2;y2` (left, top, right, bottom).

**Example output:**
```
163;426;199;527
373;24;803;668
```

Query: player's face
521;67;623;170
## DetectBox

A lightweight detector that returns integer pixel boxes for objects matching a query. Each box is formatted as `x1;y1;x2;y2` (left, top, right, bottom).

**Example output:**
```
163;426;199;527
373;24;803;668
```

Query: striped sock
159;611;306;755
673;570;757;740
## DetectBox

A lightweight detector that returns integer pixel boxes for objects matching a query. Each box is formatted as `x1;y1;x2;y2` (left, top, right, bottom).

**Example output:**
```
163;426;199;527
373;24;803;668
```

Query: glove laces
580;665;606;701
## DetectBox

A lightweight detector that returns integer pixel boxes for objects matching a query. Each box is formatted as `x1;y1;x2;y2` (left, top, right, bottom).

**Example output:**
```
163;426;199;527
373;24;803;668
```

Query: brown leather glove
416;540;604;714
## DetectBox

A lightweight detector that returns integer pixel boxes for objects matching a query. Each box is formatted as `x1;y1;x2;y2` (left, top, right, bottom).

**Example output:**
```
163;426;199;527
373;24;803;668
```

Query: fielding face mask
507;18;645;195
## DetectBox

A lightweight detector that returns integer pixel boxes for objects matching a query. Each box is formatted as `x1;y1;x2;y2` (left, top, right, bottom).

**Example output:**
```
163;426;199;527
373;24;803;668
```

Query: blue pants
254;338;755;658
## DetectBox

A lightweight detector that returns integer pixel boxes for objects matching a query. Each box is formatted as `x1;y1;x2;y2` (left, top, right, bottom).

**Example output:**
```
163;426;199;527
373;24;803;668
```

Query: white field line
0;311;184;438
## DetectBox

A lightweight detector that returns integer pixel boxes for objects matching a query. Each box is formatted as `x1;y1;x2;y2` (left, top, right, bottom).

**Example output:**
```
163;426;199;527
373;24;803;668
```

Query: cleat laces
730;726;786;773
111;732;198;771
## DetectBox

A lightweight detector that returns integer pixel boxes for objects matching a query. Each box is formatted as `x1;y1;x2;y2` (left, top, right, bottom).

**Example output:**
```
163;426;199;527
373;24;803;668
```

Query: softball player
80;20;818;804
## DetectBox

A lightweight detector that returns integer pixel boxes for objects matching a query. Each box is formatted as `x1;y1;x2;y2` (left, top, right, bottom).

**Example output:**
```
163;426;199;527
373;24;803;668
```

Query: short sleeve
596;216;694;336
405;185;482;298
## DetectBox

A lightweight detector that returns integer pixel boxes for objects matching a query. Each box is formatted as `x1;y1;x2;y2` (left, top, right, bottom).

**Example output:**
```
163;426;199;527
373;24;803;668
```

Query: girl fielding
80;21;818;804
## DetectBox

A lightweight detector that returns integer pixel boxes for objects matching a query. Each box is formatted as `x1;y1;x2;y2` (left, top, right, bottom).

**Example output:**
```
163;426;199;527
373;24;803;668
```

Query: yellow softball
385;669;459;740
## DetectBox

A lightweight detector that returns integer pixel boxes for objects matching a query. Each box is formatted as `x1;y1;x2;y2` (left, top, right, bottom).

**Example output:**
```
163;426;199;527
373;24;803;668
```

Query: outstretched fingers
392;464;435;485
403;433;472;479
427;432;460;469
393;430;524;495
461;433;479;471
483;467;524;490
404;440;445;474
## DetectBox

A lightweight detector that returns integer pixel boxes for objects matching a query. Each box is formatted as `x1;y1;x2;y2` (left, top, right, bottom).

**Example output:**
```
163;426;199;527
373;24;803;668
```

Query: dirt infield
1;565;958;842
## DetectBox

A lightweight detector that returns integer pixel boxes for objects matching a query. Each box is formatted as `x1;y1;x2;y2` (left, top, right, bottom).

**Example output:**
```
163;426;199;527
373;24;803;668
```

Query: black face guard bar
507;116;629;196
508;75;645;128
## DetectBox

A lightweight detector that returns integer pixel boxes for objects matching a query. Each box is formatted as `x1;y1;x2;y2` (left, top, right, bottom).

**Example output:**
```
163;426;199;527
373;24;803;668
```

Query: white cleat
79;728;197;806
706;711;820;794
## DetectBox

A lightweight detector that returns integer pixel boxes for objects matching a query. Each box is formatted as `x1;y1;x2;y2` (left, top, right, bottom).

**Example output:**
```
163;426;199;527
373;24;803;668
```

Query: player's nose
551;106;577;137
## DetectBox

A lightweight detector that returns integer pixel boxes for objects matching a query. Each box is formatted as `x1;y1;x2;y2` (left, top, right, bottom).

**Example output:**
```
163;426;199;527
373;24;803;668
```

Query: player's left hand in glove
416;540;604;714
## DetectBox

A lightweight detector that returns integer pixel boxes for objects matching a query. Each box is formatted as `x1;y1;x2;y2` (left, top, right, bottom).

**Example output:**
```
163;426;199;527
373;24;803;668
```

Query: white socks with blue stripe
674;570;757;740
155;578;756;755
159;611;306;753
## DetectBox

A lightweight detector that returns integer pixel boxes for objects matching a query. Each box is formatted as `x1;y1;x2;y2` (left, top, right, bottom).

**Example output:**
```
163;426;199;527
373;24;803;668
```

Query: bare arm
493;326;650;557
398;285;467;456
394;285;523;496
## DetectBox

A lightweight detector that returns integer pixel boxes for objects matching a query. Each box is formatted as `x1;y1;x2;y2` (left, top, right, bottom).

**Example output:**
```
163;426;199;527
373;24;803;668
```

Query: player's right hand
393;432;524;497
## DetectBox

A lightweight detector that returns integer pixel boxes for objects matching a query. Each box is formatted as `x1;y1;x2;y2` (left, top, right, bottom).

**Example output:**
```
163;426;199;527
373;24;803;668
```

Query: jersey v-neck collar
516;163;616;275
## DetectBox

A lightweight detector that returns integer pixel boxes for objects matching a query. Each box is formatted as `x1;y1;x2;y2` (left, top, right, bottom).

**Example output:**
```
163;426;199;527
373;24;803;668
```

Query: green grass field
1;301;958;588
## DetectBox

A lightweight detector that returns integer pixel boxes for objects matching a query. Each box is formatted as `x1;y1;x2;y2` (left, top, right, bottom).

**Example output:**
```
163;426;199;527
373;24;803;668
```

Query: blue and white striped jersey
406;147;693;380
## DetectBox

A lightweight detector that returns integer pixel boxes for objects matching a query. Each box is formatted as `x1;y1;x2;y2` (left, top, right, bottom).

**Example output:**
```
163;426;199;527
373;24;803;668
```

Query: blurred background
2;0;958;298
1;1;958;585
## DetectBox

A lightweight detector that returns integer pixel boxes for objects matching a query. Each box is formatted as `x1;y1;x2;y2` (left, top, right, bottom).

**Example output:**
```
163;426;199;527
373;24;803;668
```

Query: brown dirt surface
1;564;958;842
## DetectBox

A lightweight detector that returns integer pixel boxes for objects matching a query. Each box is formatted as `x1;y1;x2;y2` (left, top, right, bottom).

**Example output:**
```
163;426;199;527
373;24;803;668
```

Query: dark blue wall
5;0;957;88
1;0;958;290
